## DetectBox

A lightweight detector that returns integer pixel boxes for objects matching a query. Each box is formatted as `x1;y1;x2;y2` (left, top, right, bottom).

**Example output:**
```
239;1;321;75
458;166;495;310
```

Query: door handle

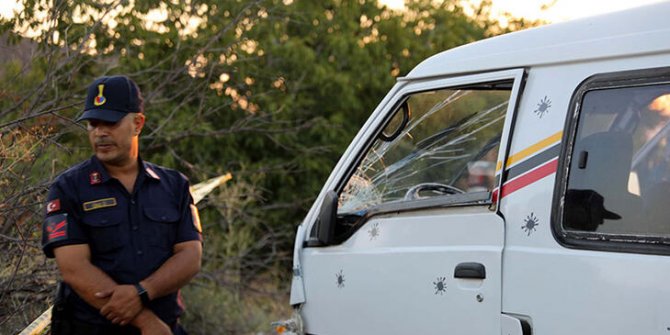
454;262;486;279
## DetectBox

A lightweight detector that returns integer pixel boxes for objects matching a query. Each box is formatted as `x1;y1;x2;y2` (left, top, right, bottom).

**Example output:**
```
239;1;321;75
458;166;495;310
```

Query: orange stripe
507;131;562;167
497;131;562;172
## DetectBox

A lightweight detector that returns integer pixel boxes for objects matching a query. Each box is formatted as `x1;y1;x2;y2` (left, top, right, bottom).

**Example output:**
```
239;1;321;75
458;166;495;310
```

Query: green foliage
0;0;539;333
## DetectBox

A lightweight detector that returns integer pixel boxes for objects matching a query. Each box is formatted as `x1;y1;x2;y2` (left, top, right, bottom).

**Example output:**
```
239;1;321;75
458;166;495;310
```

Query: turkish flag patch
46;199;61;214
44;213;68;242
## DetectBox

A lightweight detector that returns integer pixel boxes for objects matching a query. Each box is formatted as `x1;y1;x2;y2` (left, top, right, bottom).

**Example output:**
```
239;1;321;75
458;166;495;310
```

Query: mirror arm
316;190;339;246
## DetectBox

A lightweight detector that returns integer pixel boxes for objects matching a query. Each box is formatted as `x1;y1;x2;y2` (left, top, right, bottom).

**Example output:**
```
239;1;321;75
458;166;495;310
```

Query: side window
562;75;670;239
338;82;511;214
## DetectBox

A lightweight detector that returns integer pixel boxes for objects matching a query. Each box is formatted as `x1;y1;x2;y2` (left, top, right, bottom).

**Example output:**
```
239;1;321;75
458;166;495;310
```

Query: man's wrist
134;283;151;306
131;309;157;328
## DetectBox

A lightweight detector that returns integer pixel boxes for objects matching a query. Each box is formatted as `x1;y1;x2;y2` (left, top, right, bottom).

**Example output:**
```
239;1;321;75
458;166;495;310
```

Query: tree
0;0;538;333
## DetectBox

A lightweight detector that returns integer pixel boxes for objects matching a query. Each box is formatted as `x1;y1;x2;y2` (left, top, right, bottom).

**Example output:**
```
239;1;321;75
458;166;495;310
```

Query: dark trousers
67;318;187;335
68;319;140;335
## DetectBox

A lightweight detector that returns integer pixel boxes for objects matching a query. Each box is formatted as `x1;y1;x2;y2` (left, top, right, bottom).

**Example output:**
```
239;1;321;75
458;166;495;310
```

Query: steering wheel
403;182;465;201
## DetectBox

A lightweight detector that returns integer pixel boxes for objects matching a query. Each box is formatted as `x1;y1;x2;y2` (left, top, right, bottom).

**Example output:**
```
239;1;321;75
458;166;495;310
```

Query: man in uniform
42;75;203;335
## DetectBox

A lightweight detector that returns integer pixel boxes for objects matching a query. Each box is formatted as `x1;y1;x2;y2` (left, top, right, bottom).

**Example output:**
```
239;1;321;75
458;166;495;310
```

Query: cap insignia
94;84;106;106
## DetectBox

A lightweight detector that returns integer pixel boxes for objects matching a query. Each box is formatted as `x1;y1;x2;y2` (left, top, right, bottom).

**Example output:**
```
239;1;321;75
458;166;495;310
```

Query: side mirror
316;190;338;246
379;100;410;142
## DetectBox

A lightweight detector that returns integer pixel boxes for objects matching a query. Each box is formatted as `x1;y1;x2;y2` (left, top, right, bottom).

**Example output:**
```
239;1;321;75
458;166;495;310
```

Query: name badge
82;197;117;211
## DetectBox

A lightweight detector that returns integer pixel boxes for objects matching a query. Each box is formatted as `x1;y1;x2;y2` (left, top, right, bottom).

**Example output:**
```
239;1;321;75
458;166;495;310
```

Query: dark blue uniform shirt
42;156;202;326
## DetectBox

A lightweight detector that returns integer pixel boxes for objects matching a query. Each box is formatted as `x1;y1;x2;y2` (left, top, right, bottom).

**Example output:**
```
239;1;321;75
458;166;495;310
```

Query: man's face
87;113;144;166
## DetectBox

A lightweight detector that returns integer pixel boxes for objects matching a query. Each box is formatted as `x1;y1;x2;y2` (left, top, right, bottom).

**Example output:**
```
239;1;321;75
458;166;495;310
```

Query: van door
297;69;525;334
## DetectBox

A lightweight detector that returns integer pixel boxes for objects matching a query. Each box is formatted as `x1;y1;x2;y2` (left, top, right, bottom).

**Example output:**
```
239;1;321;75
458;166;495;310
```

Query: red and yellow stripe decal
503;131;563;170
493;131;563;201
500;158;559;197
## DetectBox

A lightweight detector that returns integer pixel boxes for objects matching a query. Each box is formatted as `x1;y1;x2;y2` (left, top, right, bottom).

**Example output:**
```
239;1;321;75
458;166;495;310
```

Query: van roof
405;2;670;80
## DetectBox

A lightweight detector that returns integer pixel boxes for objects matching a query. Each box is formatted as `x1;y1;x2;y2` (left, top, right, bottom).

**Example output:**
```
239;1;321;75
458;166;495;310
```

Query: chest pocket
81;210;125;254
144;207;180;250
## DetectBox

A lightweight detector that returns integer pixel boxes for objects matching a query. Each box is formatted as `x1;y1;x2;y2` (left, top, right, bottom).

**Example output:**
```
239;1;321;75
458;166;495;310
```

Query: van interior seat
568;131;642;234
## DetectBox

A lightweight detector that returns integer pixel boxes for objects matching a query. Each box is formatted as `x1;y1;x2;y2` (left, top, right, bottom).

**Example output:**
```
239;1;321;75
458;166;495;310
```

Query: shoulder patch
190;204;202;233
45;213;68;242
46;199;61;214
83;197;117;211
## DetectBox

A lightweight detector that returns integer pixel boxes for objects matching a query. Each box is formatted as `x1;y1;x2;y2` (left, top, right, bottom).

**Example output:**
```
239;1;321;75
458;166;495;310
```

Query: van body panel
288;3;670;334
406;3;670;80
296;69;524;333
498;53;670;334
290;82;408;305
301;207;503;334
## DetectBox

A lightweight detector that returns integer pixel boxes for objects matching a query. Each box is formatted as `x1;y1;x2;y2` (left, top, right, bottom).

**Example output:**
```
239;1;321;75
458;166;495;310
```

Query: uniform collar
88;156;113;185
88;156;161;186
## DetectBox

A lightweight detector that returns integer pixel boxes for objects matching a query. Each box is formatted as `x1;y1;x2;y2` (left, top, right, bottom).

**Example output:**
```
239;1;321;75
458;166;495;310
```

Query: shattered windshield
339;85;511;213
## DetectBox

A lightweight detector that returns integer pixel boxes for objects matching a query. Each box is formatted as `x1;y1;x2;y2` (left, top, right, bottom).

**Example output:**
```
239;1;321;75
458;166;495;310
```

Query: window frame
337;84;511;213
308;69;527;245
552;66;670;255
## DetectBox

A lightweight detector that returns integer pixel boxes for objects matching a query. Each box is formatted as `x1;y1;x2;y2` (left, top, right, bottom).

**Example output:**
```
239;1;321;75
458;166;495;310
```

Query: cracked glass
339;85;511;214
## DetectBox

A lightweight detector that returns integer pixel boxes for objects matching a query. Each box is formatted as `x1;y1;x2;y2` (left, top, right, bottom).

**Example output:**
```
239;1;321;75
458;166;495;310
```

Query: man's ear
133;113;145;135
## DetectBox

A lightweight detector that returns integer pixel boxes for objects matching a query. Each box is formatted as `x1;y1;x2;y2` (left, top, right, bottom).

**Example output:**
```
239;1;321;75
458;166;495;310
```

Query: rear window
557;67;670;252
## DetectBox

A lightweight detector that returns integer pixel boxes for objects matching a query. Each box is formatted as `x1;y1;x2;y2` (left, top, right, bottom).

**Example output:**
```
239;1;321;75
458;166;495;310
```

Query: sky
380;0;668;23
0;2;19;19
1;0;668;23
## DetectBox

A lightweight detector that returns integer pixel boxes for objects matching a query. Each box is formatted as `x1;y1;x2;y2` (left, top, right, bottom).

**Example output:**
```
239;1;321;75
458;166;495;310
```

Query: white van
278;3;670;334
